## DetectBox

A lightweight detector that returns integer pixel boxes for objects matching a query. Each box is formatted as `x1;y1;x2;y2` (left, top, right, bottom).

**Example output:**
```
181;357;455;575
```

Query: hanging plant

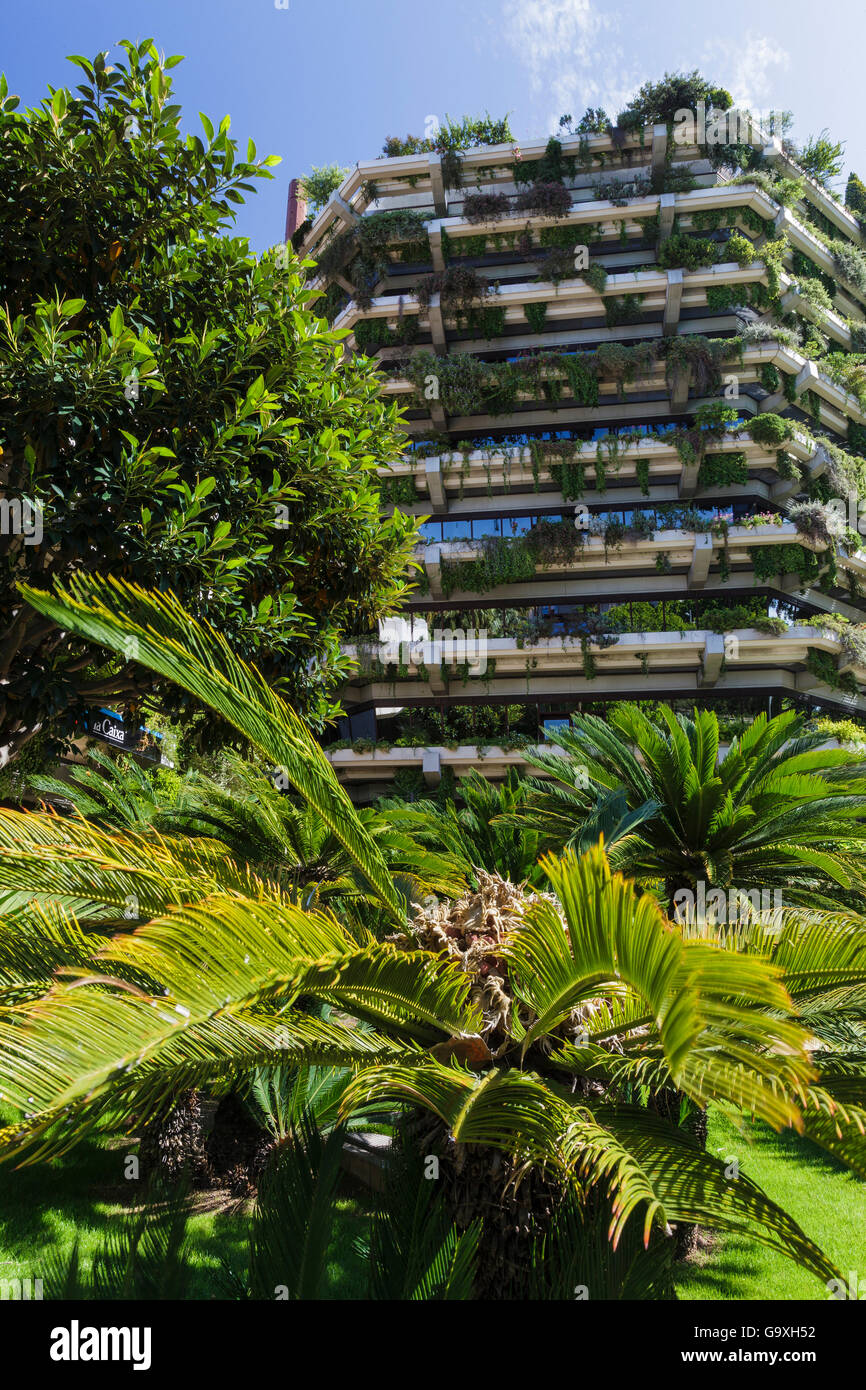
515;182;573;218
561;353;600;406
752;542;822;587
697;452;749;487
596;341;656;397
661;335;740;395
462;191;511;223
525;301;549;334
417;265;488;313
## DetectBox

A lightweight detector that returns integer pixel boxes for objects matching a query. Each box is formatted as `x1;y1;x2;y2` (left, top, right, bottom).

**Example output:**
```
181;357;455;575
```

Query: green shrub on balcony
462;191;511;223
706;285;737;311
511;136;576;188
524;301;548;333
806;648;857;693
316;207;433;307
699;603;787;634
605;293;645;327
378;473;420;505
515;182;572;218
747;413;795;447
832;240;866;295
792;248;836;301
800;612;866;667
698;452;749;486
658;234;719;271
795;276;834;322
417;265;489;313
815;714;866;745
724;232;756;268
752;542;823;586
354;315;420;352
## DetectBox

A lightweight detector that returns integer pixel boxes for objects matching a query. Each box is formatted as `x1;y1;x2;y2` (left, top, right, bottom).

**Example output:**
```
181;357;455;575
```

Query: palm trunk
139;1089;211;1185
403;1111;565;1299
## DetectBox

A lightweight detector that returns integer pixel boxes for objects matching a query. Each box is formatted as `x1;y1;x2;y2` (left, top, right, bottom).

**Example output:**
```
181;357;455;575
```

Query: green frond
19;574;403;920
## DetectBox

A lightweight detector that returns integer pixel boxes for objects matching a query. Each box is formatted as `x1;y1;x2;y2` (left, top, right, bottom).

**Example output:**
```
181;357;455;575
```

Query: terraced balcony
304;114;866;798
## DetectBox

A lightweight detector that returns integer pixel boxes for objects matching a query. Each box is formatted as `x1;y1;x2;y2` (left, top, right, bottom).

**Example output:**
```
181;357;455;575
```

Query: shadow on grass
676;1112;866;1303
0;1109;378;1301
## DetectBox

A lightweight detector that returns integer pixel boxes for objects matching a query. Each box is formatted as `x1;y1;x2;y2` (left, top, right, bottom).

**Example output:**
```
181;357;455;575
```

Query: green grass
0;1108;370;1300
676;1110;866;1301
2;1106;861;1301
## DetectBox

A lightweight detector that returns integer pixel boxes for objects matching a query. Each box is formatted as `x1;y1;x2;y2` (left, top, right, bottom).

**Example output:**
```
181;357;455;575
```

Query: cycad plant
380;768;545;886
507;703;866;912
381;768;658;889
1;575;865;1298
32;747;466;911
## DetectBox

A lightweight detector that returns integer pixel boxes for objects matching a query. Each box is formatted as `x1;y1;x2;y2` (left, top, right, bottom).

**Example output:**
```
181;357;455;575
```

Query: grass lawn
0;1107;370;1299
2;1105;861;1301
676;1109;866;1301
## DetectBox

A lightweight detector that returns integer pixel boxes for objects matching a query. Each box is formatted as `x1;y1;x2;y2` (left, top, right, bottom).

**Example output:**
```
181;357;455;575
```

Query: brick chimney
285;177;308;242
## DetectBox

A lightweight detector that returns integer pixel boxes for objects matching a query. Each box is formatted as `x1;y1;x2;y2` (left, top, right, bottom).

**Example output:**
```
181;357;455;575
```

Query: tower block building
295;112;866;800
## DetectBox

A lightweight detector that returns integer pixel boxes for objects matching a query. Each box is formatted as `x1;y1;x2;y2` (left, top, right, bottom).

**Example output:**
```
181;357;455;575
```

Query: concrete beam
678;456;700;496
663;269;683;338
424;545;443;598
700;632;725;685
771;474;800;503
689;533;713;587
762;138;784;165
669;363;690;412
658;192;676;243
429;156;447;218
424;459;448;513
651;125;668;184
794;359;820;399
330;193;360;229
808;442;829;479
428;223;446;272
427;293;447;352
422;748;441;786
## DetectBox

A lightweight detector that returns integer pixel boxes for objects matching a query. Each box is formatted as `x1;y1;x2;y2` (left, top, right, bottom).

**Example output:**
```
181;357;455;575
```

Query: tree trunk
402;1112;565;1300
138;1090;211;1185
205;1092;273;1195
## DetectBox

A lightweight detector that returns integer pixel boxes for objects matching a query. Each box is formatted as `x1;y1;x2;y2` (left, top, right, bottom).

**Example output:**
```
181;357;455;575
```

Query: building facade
294;116;866;801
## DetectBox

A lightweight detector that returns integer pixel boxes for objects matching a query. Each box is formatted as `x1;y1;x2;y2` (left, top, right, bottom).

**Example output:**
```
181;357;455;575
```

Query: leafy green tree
382;768;657;888
0;41;417;767
616;70;732;130
32;745;467;907
300;164;350;214
576;107;611;135
846;171;866;217
798;129;845;187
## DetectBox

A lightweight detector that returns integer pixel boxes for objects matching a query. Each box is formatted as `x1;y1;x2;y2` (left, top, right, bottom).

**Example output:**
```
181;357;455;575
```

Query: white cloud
702;32;790;111
502;0;636;134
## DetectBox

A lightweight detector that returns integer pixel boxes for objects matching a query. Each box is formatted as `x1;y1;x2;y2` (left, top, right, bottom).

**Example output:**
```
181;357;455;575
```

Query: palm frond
20;574;403;919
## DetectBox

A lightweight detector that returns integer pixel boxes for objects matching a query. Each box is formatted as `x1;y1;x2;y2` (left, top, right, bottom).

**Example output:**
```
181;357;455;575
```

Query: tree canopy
0;40;417;769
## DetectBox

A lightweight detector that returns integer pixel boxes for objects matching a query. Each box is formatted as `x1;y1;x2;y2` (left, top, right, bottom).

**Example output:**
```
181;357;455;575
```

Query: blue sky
2;0;864;251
